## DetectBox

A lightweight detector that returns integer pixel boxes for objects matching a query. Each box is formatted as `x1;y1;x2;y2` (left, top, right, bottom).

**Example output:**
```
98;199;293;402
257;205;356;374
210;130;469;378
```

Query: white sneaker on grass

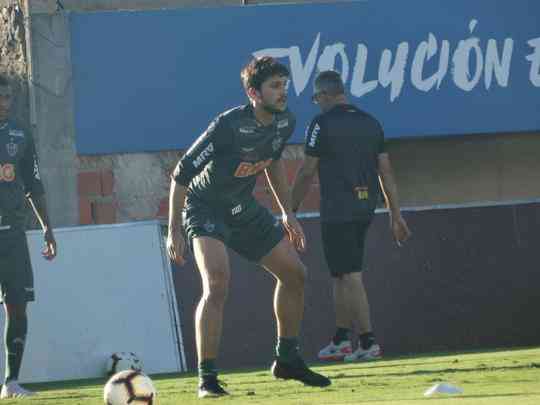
1;381;35;399
344;343;382;362
318;340;352;361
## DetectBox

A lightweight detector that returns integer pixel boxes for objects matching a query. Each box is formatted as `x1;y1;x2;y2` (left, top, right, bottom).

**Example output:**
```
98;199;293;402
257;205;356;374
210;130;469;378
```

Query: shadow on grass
26;378;105;392
329;363;540;381
314;346;540;372
342;392;540;403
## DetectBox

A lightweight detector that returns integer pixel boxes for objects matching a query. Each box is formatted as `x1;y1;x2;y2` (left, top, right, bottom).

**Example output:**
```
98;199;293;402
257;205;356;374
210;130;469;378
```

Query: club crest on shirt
203;220;215;233
6;141;18;157
272;137;283;152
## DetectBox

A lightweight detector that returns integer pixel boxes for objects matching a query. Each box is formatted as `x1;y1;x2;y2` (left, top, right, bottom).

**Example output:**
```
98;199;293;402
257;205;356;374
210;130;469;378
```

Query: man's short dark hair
241;56;289;92
314;70;345;97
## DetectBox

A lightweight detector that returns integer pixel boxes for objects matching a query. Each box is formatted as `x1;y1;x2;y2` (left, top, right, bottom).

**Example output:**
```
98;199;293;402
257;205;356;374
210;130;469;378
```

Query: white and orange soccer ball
103;370;156;405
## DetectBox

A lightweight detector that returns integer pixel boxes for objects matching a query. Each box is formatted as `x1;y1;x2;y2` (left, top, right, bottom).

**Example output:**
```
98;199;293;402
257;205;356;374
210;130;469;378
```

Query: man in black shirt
292;70;411;362
167;57;330;398
0;75;57;397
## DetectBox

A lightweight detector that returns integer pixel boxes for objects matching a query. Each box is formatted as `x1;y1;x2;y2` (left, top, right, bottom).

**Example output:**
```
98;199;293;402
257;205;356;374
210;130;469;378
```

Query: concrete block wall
4;0;540;230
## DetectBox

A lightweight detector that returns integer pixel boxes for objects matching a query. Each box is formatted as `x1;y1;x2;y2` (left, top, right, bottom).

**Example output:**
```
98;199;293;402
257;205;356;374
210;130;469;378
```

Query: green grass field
9;346;540;404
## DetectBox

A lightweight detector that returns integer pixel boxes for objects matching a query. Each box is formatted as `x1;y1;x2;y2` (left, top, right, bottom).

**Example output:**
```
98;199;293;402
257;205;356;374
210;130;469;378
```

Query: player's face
0;86;12;122
258;75;289;114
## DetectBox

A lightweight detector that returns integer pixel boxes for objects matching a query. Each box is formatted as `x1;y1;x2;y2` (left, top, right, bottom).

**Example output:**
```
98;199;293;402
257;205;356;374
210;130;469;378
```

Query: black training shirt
0;121;44;231
173;105;295;211
304;104;385;223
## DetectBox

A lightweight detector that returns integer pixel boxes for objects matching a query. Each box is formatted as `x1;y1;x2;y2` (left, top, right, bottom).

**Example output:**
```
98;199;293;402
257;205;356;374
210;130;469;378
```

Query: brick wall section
155;158;320;220
77;170;117;224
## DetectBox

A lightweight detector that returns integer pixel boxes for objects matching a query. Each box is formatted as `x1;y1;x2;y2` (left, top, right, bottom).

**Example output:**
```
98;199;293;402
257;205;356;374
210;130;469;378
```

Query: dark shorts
183;198;284;263
0;230;35;304
321;219;372;278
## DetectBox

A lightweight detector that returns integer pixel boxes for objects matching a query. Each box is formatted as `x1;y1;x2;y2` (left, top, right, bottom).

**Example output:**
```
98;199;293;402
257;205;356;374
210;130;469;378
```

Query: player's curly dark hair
241;56;289;92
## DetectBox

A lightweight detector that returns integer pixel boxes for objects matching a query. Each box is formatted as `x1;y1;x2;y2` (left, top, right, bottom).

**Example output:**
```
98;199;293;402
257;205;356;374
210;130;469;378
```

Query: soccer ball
106;352;143;376
104;370;156;405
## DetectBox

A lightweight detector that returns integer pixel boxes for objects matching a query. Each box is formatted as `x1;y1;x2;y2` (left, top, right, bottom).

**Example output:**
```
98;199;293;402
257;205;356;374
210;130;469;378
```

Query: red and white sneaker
317;340;352;361
344;343;382;362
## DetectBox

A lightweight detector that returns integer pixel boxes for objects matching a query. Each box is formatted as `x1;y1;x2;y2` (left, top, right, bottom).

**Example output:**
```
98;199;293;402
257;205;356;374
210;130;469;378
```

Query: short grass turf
8;346;540;404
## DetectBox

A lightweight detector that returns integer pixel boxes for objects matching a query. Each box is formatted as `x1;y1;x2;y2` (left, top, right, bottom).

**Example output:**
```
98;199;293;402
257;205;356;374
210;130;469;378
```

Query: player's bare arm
377;153;411;246
20;140;57;260
265;160;306;252
291;155;319;213
27;193;57;260
167;179;188;266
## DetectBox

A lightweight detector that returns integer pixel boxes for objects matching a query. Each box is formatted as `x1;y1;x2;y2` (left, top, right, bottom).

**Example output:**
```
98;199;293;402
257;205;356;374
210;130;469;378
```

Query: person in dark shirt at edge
167;57;331;398
292;70;411;363
0;74;57;398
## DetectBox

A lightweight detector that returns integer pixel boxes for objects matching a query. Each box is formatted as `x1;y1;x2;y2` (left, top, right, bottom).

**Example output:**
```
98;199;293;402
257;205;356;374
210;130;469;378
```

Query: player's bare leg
341;272;382;362
317;279;354;361
192;237;230;397
333;278;352;330
261;238;305;337
340;273;372;334
261;238;331;387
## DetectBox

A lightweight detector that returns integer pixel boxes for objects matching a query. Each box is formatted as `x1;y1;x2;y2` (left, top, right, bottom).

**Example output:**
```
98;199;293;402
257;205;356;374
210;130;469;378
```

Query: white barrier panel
0;221;186;383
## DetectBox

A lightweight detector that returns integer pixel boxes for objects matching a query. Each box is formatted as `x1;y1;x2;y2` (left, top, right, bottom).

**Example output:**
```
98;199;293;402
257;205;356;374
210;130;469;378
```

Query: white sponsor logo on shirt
308;123;320;147
239;127;256;134
231;204;242;216
8;130;24;138
192;142;214;168
33;158;41;180
277;119;289;129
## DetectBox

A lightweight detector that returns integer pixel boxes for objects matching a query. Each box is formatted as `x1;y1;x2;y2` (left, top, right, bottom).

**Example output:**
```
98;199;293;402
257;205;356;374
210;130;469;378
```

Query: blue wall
70;0;540;155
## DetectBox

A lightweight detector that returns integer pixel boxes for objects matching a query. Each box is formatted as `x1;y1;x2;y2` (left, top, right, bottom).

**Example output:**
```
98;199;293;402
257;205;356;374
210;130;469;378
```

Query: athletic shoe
344;343;382;362
198;376;228;398
271;357;331;387
0;381;35;398
317;340;352;361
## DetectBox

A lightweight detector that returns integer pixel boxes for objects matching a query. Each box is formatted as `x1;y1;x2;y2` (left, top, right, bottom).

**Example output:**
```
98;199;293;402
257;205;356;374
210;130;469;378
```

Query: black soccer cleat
271;357;331;387
198;376;229;398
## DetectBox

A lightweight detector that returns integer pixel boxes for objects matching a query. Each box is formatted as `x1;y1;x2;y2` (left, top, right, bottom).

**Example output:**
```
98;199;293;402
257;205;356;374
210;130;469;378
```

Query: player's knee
204;270;230;304
287;262;307;290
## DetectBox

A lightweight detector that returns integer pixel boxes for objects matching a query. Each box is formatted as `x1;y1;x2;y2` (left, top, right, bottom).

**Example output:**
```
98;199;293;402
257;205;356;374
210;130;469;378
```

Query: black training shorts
0;230;35;304
183;197;284;263
321;219;372;278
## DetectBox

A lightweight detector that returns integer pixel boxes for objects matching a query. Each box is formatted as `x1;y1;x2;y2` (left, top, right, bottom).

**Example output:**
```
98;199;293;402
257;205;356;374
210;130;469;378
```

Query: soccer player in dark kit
0;75;57;398
167;57;331;398
292;70;411;363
